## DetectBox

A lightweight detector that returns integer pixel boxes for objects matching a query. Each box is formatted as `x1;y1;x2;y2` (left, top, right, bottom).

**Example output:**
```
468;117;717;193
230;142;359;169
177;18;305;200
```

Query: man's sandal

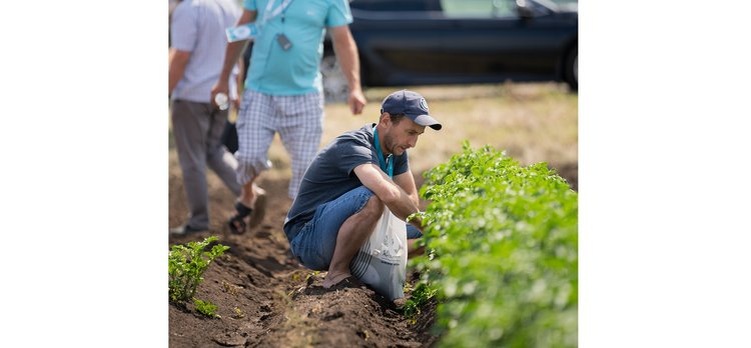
227;202;252;234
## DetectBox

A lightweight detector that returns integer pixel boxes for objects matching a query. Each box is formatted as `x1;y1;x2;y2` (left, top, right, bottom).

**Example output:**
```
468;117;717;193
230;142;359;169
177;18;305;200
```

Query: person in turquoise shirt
212;0;367;235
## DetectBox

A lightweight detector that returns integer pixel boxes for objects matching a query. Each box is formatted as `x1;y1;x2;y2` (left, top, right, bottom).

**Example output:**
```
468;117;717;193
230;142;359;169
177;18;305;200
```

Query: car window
440;0;516;18
350;0;442;12
550;0;577;4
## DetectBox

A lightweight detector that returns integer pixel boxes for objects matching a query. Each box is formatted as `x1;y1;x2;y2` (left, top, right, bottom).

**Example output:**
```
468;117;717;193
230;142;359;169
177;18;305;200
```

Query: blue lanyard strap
373;128;393;178
262;0;295;26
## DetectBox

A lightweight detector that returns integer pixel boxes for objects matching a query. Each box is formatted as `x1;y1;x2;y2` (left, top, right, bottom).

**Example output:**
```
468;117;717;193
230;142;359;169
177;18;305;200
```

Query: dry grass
170;82;577;184
267;82;578;179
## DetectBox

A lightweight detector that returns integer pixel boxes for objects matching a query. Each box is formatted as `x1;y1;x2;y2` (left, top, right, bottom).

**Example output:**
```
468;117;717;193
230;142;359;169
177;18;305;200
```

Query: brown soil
169;155;577;347
169;168;441;347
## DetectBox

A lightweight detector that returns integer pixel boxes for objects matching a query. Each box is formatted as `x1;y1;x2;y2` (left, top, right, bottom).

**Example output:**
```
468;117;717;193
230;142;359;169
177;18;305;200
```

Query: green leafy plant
408;143;578;347
403;282;437;319
194;299;220;318
168;236;229;303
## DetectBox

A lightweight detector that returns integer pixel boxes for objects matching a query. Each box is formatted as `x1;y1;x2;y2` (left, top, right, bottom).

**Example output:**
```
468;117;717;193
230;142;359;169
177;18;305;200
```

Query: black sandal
227;202;252;234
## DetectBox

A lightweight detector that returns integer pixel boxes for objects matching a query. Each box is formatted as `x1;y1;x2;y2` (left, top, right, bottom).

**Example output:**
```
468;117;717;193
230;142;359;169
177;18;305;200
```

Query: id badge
276;33;292;51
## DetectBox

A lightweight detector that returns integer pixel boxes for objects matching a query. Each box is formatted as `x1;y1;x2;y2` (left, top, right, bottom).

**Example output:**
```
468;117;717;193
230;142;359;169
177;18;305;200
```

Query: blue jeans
287;186;422;271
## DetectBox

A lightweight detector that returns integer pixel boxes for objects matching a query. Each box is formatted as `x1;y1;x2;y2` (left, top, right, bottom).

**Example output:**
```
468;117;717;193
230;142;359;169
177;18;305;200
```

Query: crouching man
283;90;442;288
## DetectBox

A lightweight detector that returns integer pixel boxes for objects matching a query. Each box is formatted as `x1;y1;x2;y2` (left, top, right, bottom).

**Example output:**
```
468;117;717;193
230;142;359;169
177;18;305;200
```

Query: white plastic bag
350;208;408;300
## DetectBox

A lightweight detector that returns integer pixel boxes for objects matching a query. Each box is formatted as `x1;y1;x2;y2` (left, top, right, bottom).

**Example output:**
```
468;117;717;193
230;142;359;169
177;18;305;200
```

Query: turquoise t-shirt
244;0;352;95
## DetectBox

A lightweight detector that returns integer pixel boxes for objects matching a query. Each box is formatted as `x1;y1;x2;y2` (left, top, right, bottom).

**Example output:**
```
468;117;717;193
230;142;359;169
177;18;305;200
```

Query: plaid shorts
235;90;323;199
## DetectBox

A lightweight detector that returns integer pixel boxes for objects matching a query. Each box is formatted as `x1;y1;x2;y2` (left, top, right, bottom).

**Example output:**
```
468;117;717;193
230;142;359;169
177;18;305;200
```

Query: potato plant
409;143;578;347
194;299;220;318
168;236;229;304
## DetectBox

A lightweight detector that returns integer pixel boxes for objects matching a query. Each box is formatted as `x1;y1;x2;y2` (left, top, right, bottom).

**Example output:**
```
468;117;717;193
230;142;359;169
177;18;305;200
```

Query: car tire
564;44;578;91
320;53;349;103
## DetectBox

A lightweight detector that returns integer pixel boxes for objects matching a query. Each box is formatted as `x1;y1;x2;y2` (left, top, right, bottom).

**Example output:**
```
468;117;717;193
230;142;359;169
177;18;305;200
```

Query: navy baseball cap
380;90;442;130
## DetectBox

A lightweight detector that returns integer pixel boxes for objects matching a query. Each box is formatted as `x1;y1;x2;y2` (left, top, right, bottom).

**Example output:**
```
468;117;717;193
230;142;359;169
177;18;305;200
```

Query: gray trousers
171;99;241;229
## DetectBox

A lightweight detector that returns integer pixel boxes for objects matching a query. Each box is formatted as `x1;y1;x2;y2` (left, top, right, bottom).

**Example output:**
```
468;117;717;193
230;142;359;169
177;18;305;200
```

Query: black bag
221;120;238;154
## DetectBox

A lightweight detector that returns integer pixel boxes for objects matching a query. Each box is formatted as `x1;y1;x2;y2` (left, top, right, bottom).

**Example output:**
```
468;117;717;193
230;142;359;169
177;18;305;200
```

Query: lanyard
262;0;294;26
373;128;393;178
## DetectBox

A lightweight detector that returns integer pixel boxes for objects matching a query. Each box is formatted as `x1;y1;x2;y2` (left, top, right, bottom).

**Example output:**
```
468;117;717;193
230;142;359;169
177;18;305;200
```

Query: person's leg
288;186;383;287
323;194;384;287
230;90;275;232
171;100;210;230
206;106;241;196
276;92;324;200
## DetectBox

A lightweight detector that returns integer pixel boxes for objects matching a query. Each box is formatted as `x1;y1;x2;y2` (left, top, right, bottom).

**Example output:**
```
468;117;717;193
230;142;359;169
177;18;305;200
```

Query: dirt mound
169;173;438;347
169;150;578;347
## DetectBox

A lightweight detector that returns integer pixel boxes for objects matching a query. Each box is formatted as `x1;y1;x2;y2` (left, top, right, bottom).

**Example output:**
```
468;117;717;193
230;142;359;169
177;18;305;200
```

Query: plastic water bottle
225;23;259;43
214;93;229;111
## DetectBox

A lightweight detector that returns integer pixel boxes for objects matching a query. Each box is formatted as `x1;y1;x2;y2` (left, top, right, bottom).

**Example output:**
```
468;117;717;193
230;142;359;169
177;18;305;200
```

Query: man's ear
380;112;392;126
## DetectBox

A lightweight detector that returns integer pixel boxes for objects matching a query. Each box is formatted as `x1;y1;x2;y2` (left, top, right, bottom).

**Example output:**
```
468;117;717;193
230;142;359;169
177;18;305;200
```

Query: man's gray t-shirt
283;124;409;240
170;0;241;102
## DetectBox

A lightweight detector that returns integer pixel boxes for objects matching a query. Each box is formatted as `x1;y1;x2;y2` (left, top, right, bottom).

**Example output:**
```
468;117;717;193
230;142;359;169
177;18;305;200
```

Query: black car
321;0;578;100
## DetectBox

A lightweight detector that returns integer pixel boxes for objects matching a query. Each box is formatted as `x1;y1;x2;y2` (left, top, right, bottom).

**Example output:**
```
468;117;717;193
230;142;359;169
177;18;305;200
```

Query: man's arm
393;167;419;207
393;166;426;256
168;48;191;97
233;55;245;109
328;25;366;115
211;9;257;104
354;163;423;231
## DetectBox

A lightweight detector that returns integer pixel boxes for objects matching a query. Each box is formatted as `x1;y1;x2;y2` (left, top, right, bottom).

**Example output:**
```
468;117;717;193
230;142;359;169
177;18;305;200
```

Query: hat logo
418;98;429;112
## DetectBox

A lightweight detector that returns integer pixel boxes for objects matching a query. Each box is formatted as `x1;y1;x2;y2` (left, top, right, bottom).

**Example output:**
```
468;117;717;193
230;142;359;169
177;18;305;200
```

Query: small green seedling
168;236;229;303
194;299;220;318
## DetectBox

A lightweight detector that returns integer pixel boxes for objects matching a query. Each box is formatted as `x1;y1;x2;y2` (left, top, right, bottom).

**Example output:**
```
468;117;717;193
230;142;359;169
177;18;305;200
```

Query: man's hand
210;82;229;109
348;89;366;115
329;25;366;115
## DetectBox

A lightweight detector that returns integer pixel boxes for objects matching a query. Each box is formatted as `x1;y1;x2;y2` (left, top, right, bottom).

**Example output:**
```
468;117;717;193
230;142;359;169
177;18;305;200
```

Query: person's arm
233;55;245;110
392;167;419;207
328;25;366;115
393;166;426;256
211;9;257;105
168;48;191;97
354;163;424;231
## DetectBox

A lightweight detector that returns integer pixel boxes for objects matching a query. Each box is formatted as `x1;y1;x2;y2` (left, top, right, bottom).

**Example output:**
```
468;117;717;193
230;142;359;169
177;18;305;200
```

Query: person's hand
348;88;366;115
210;81;230;109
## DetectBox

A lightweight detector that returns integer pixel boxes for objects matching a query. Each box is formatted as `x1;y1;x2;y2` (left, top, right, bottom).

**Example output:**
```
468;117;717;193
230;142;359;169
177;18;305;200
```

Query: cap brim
413;114;442;130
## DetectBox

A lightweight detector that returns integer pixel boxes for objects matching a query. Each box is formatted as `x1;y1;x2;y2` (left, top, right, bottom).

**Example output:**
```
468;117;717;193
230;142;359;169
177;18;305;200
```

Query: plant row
407;143;578;347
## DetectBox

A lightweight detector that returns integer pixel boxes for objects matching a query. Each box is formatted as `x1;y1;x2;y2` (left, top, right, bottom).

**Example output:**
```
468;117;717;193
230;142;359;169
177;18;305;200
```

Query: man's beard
383;134;397;155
